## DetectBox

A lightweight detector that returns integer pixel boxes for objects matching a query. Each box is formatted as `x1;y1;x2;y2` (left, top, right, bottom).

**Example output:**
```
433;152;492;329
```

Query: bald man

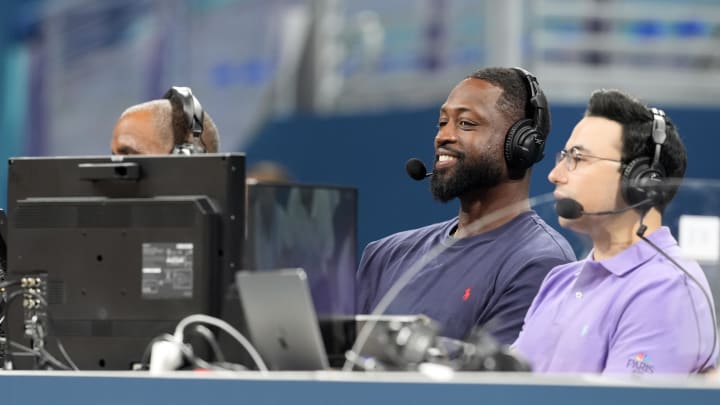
111;97;219;155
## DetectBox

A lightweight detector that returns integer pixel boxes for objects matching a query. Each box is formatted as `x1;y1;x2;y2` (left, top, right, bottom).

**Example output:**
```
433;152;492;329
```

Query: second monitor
245;182;357;316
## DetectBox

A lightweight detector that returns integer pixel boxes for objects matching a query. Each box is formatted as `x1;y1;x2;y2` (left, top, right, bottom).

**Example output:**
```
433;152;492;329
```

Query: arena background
0;0;718;260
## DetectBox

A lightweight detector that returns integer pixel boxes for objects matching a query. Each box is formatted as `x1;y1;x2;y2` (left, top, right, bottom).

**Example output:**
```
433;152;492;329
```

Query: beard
430;154;504;202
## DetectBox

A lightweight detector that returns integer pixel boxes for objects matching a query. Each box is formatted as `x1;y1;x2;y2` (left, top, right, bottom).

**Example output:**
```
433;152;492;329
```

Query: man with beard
355;67;575;344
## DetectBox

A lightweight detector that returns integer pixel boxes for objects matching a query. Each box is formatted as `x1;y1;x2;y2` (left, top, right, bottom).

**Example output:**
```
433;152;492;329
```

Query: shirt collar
445;211;535;243
587;227;677;276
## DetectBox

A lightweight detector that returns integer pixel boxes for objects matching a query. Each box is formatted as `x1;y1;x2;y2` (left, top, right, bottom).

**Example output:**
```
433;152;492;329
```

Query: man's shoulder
368;218;455;248
632;249;706;290
358;218;456;275
543;259;581;281
509;211;576;261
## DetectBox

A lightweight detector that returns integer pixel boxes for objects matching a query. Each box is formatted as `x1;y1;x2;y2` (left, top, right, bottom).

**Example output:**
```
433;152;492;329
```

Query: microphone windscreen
555;198;584;219
406;158;428;181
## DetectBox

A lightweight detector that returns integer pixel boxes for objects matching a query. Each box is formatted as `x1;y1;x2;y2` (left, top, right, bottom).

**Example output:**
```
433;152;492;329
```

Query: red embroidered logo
462;288;471;301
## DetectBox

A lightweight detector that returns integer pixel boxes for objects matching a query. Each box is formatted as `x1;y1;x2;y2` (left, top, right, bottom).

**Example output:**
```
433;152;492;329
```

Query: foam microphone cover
406;158;428;181
555;198;583;219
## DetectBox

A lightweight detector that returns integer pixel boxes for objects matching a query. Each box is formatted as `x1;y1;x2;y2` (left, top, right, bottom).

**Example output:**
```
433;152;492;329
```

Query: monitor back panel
6;154;245;370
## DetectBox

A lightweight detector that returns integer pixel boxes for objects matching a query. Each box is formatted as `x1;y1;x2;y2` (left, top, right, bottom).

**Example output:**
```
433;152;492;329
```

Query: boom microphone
406;158;432;181
554;199;584;219
555;198;654;219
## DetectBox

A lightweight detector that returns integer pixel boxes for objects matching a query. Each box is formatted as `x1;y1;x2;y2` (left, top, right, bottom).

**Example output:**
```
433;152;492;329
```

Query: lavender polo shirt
513;227;717;375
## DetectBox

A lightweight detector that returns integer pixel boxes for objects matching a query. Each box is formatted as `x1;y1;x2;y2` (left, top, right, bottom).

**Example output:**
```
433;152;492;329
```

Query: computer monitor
6;154;245;370
244;182;357;316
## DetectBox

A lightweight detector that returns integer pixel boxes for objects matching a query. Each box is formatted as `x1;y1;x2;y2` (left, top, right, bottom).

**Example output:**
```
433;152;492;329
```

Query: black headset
163;86;206;155
504;67;551;179
620;107;668;208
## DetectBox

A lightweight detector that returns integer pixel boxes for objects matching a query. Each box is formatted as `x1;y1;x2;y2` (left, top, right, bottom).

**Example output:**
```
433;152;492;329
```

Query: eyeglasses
555;147;622;171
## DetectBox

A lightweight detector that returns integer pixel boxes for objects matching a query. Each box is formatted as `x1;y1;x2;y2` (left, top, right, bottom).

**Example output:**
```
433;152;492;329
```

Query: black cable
0;279;22;327
638;234;718;371
54;336;79;371
6;289;47;370
5;288;78;370
5;288;24;369
173;315;268;371
176;343;215;370
636;215;718;371
8;340;71;371
0;279;22;290
24;289;78;370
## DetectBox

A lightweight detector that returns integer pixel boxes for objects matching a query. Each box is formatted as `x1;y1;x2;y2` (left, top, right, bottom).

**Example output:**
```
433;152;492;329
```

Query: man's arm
355;241;384;314
481;257;565;345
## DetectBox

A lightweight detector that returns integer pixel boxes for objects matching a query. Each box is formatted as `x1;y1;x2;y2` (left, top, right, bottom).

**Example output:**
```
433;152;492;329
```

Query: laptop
235;269;330;370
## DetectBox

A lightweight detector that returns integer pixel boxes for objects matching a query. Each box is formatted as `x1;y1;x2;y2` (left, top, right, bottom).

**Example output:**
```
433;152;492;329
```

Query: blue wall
246;105;720;257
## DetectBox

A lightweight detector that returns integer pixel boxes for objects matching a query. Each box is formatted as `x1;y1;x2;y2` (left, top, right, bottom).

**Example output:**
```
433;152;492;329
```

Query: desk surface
2;370;720;405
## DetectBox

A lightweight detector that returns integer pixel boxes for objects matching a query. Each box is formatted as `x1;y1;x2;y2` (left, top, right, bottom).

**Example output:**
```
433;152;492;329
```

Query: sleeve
355;240;384;314
481;256;567;345
603;276;714;375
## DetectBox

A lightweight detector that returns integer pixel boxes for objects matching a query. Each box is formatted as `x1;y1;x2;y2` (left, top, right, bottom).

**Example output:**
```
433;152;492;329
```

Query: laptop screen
245;183;357;315
235;269;329;370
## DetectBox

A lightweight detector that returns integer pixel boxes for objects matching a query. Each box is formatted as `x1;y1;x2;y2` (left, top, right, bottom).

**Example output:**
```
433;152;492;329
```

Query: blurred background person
246;160;294;184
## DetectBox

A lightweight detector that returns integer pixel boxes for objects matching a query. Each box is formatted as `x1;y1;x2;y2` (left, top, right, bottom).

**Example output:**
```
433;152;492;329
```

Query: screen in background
6;154;246;370
245;183;357;316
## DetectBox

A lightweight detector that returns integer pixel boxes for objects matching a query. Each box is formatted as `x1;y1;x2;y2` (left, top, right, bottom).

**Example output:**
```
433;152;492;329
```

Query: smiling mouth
435;154;460;172
437;154;457;163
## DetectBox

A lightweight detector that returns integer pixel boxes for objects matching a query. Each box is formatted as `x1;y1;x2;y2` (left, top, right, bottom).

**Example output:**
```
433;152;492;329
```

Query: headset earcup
504;68;550;180
504;119;539;173
164;86;205;138
621;157;665;207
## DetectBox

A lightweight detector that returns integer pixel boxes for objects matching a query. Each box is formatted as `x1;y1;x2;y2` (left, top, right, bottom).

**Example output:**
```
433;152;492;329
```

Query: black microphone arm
406;158;432;181
638;233;717;371
555;198;654;219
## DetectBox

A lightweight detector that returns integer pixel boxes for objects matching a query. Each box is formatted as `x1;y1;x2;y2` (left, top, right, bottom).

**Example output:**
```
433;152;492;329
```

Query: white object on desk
149;340;184;374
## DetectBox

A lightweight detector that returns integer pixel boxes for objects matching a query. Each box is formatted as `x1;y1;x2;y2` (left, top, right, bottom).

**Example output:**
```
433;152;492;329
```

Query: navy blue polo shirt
356;211;575;344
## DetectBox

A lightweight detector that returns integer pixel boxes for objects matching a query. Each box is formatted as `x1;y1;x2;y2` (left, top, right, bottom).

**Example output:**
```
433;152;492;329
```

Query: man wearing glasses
512;89;717;374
